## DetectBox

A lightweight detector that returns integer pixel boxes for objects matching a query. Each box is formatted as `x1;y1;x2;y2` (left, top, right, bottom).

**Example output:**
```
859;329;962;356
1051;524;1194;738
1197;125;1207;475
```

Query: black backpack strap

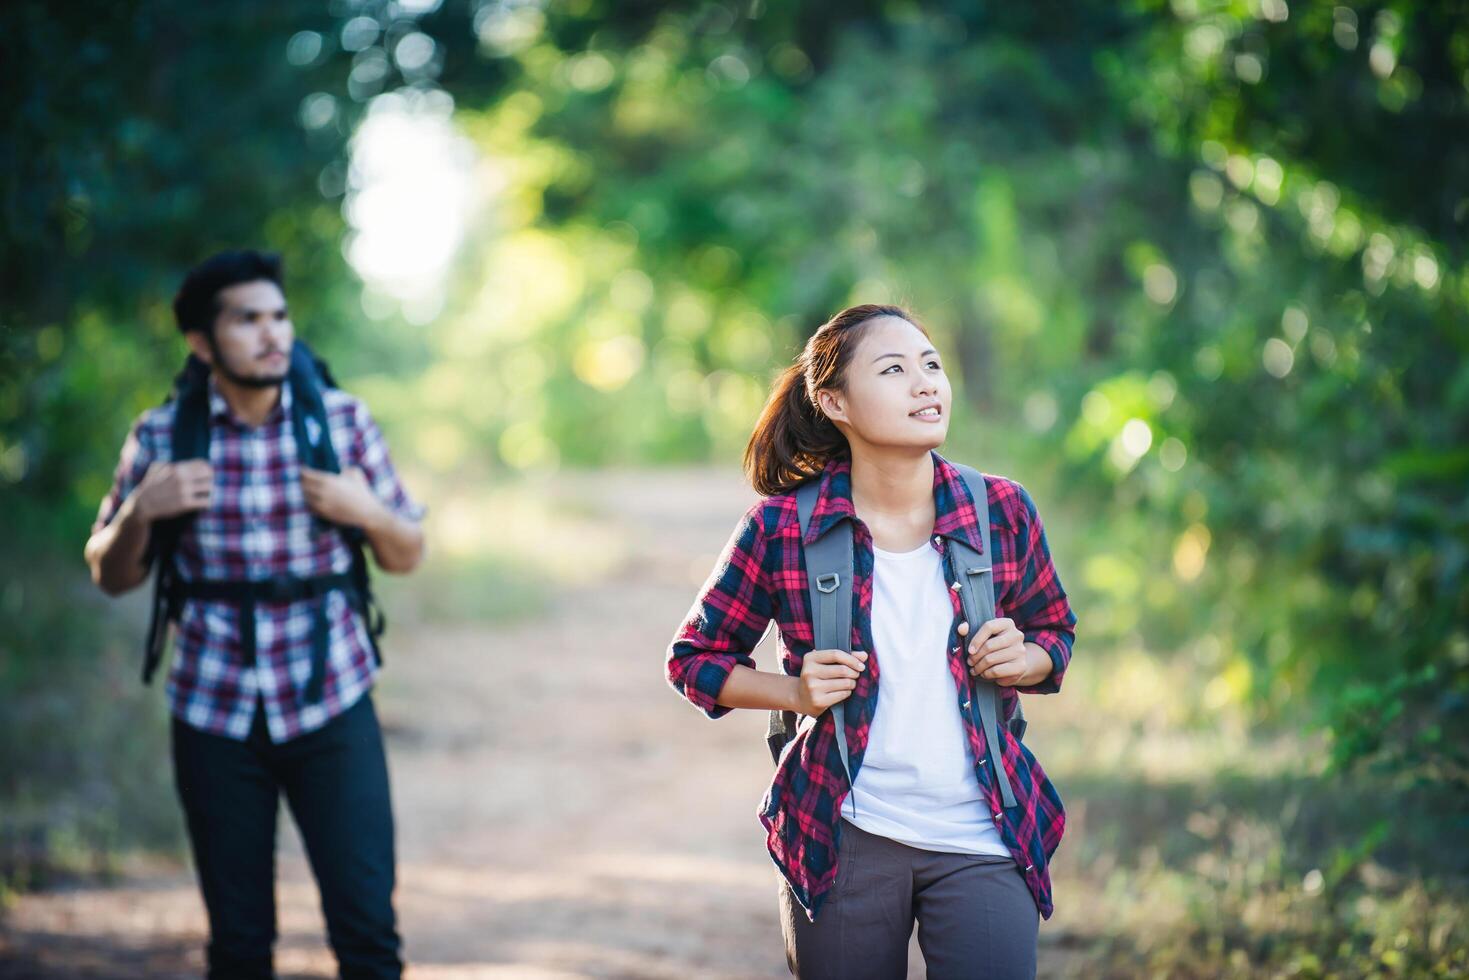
289;340;341;700
289;341;387;667
142;356;211;685
288;341;338;471
286;340;385;701
949;463;1022;809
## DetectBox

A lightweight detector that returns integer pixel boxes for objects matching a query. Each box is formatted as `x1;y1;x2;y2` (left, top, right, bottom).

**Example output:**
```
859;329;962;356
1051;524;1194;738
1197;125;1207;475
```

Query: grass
0;539;180;899
1029;653;1469;978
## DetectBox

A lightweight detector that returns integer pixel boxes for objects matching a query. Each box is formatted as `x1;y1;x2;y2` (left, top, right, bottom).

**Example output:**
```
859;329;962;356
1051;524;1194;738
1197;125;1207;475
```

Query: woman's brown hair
743;303;927;496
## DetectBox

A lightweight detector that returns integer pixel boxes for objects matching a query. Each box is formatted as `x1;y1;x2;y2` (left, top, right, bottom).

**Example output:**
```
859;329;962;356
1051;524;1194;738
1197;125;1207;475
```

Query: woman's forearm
716;664;803;713
1013;641;1054;687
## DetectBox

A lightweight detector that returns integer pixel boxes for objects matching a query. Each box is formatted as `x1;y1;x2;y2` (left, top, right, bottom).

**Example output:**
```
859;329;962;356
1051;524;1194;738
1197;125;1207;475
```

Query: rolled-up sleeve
666;500;774;718
1007;485;1076;695
350;399;425;522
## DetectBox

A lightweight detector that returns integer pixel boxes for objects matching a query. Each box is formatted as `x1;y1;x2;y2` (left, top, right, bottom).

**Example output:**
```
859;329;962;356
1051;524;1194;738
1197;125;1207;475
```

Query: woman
665;304;1077;979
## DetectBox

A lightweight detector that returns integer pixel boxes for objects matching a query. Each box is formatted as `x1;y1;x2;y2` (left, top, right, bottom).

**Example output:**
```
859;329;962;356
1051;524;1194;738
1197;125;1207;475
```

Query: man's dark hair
172;249;284;333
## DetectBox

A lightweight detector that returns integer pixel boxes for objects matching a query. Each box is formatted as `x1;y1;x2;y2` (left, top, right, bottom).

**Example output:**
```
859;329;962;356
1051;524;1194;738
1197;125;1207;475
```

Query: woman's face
817;315;952;452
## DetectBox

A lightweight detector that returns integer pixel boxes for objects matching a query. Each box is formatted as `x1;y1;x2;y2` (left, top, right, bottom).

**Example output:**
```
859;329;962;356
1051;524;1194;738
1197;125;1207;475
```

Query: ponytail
743;360;847;496
742;303;921;496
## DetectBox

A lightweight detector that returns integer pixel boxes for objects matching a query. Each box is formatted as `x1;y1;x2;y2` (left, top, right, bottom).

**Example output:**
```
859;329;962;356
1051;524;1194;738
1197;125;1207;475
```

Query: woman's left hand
957;617;1033;686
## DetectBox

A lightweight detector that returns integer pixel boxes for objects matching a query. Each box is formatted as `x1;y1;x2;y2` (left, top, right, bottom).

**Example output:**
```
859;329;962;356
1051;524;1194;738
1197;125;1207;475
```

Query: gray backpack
764;463;1026;810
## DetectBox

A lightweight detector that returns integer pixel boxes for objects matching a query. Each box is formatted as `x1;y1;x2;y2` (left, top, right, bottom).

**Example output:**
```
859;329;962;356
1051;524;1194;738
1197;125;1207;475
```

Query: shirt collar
800;449;987;554
207;373;291;426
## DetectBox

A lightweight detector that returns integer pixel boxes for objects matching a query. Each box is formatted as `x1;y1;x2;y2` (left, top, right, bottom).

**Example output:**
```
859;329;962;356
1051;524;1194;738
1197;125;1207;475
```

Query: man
84;250;425;979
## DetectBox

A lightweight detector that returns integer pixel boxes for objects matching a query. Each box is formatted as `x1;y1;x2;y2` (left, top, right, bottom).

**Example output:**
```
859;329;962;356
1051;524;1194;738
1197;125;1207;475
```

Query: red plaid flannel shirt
667;451;1076;921
94;377;424;744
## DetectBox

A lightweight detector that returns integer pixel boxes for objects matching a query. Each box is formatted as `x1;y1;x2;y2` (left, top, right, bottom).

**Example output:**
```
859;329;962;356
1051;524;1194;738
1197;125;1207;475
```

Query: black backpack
141;340;384;703
765;463;1026;812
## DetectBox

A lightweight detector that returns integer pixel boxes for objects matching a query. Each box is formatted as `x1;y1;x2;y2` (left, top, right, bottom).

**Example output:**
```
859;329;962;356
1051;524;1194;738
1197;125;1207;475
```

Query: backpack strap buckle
816;572;841;594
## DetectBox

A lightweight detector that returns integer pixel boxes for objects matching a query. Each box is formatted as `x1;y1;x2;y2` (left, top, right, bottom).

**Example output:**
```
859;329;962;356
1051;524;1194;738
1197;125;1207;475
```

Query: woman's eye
928;361;943;371
882;364;903;374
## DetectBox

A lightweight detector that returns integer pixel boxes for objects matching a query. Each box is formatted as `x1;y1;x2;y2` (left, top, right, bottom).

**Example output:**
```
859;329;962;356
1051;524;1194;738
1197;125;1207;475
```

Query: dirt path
0;468;1082;979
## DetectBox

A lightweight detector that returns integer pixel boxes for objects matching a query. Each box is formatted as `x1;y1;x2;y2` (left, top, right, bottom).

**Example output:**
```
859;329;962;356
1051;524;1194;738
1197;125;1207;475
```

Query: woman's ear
815;387;848;425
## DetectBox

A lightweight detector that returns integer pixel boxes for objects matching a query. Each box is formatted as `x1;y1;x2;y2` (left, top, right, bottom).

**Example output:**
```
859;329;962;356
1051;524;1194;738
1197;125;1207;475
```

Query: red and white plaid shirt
94;376;424;743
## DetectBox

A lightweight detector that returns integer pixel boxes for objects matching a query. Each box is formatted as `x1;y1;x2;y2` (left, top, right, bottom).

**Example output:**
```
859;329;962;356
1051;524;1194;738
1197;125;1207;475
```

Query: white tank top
846;540;1011;857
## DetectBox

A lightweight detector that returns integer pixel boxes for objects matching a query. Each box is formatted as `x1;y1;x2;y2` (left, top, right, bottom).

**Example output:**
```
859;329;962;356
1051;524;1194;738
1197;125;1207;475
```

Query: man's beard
208;335;289;389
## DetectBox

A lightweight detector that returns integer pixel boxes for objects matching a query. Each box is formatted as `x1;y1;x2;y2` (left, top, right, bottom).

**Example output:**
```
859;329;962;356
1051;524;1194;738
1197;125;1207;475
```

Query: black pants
171;694;403;979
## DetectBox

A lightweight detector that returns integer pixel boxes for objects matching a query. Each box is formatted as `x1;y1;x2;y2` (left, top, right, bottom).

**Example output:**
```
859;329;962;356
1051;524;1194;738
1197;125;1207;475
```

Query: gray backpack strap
949;464;1021;809
765;480;826;764
952;464;1027;743
765;481;856;796
797;484;855;797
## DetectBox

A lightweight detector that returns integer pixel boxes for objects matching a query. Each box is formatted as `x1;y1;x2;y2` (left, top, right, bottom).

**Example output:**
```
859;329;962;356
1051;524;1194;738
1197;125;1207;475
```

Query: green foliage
382;1;1469;785
1;0;383;533
1054;769;1468;977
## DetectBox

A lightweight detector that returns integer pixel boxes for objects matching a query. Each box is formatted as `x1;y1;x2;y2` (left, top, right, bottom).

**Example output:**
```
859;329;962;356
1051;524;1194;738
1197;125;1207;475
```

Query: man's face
188;280;294;387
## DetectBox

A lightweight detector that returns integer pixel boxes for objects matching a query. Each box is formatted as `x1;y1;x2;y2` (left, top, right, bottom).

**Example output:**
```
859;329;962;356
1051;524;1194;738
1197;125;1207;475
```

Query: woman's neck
849;448;936;550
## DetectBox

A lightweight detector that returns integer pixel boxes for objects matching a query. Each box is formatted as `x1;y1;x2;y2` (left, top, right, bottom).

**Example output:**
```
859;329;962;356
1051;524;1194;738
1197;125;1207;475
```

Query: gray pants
780;820;1038;980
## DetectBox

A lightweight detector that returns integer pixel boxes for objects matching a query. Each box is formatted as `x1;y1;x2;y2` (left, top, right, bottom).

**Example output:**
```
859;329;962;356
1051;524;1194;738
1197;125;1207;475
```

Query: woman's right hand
796;648;868;716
